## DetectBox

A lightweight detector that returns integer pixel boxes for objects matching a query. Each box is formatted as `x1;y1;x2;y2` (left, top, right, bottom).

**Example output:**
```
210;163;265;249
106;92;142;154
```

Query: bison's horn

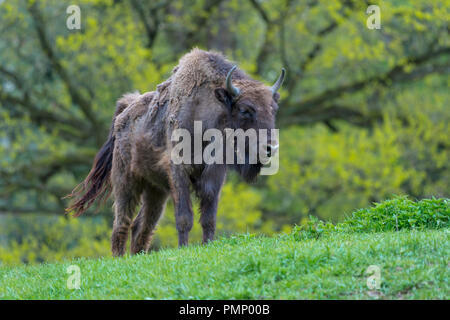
226;65;240;97
271;68;286;95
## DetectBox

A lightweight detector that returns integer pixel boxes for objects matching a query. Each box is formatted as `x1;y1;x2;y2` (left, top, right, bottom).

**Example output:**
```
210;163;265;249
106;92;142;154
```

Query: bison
66;48;285;256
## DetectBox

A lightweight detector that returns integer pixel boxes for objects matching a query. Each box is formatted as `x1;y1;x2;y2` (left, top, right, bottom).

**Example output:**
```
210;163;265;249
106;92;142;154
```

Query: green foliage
293;197;450;240
0;0;448;217
0;215;110;266
292;216;337;241
343;197;450;232
264;102;449;225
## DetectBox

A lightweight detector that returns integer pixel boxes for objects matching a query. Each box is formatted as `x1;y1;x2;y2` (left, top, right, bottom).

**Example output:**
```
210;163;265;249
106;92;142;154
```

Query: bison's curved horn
271;68;286;95
226;65;240;97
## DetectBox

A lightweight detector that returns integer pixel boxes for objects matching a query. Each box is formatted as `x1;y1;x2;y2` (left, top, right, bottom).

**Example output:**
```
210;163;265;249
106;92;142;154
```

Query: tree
0;0;448;220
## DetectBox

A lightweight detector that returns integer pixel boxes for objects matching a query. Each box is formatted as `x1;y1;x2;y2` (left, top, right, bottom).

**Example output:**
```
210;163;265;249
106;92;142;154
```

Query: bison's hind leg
130;186;168;254
111;180;142;257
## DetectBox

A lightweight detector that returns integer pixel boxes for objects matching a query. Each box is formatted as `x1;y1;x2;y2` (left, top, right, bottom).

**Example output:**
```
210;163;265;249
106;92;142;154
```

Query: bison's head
214;66;285;182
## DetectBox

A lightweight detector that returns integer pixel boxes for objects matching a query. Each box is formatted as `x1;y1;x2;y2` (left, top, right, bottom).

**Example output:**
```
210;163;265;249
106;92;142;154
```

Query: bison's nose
263;143;279;157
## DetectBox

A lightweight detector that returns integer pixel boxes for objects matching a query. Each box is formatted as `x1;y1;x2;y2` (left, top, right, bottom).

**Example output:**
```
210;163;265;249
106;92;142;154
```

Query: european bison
66;48;285;256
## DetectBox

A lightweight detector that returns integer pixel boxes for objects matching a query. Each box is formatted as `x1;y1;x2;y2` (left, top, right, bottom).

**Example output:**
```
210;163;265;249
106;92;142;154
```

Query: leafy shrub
292;216;336;240
293;196;449;240
342;196;449;232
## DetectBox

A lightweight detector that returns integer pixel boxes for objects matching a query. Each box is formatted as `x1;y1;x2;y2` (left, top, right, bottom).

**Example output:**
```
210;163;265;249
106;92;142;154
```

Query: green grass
0;197;449;299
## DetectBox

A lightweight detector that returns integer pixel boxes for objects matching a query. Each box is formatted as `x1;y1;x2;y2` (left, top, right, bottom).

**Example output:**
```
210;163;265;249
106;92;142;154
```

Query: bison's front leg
169;168;194;247
196;165;227;244
199;195;219;244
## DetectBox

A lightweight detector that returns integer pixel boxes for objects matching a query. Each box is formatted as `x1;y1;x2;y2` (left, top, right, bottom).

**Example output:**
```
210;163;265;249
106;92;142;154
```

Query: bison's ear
214;88;233;112
273;92;280;103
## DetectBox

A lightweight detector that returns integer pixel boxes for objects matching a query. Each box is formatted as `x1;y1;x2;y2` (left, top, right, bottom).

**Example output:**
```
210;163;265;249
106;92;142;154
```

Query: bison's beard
235;162;262;182
232;150;263;182
230;141;264;182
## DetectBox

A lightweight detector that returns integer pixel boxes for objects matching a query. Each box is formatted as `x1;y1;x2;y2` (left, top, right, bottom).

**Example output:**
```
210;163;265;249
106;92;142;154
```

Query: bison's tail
65;93;139;216
65;129;115;217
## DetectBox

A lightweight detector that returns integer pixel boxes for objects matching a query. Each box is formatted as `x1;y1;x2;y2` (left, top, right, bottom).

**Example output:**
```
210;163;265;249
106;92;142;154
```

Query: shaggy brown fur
66;48;283;256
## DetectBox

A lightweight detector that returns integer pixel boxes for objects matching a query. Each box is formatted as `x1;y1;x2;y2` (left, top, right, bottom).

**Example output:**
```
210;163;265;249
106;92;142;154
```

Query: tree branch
282;46;450;122
130;0;169;49
249;0;277;74
183;0;224;48
249;0;271;24
0;86;89;135
279;104;379;127
0;206;65;215
27;3;99;133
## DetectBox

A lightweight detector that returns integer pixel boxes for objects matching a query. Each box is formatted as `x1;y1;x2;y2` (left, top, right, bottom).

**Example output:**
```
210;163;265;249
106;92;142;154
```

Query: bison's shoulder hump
114;91;156;133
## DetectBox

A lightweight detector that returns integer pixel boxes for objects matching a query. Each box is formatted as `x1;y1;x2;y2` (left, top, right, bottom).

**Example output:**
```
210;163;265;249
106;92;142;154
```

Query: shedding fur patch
114;91;159;134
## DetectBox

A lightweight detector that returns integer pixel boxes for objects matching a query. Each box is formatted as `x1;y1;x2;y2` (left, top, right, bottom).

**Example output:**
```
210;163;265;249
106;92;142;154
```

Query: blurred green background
0;0;448;265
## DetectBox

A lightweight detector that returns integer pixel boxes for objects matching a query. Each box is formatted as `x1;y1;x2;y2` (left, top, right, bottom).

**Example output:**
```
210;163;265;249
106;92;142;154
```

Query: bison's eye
240;109;251;117
238;105;255;120
239;109;254;122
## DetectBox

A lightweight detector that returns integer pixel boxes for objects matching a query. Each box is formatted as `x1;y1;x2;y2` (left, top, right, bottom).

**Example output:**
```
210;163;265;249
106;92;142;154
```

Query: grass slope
0;197;449;299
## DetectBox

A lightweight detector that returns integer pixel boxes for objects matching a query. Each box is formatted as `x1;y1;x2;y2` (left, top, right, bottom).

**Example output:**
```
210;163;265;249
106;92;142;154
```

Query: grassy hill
0;197;448;299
